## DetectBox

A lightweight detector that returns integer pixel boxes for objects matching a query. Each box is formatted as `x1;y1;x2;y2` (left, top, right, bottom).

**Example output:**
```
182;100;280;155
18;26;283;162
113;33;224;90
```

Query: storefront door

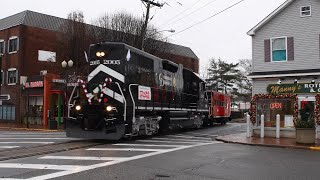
49;92;64;126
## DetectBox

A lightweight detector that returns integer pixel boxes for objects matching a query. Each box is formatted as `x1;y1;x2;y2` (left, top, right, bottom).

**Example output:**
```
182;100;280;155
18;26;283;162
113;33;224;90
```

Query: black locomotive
66;42;210;140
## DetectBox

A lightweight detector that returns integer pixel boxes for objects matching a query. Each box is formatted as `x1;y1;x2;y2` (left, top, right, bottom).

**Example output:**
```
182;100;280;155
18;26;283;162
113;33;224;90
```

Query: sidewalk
0;122;64;132
216;133;320;151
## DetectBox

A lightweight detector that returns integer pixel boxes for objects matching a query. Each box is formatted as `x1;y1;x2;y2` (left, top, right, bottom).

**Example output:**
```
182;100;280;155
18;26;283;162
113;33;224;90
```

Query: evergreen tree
206;58;240;94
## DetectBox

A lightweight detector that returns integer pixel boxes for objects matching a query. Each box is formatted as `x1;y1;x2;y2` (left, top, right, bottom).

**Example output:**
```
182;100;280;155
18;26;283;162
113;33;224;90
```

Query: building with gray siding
248;0;320;96
247;0;320;137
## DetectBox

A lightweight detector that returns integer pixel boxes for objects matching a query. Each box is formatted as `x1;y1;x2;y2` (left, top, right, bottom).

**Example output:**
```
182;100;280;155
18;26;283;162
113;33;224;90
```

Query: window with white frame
0;40;4;54
271;37;287;62
7;68;18;85
0;70;3;85
301;6;311;17
8;37;18;53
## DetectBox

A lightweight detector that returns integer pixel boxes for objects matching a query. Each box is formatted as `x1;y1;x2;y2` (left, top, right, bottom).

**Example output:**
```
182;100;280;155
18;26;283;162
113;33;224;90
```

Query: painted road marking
0;146;20;149
0;138;75;140
0;142;54;144
39;156;129;161
309;146;320;151
151;137;212;142
86;148;165;152
113;143;182;147
166;135;211;140
185;132;219;137
0;163;84;171
25;143;215;180
136;140;199;144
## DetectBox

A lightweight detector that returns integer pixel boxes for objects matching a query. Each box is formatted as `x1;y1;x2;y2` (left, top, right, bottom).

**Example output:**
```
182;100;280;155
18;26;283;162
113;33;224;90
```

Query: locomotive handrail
115;82;127;122
67;83;78;118
129;84;139;124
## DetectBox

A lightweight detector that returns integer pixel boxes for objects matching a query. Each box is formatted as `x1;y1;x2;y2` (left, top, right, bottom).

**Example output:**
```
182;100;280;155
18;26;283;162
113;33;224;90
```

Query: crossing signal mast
140;0;164;50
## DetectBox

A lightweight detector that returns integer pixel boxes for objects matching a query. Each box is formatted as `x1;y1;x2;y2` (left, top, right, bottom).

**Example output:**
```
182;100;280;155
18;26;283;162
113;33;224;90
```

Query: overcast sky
1;0;287;74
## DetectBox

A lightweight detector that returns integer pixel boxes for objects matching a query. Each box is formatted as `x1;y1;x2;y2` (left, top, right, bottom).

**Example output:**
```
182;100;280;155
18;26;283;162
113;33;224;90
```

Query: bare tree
58;11;93;75
92;11;169;55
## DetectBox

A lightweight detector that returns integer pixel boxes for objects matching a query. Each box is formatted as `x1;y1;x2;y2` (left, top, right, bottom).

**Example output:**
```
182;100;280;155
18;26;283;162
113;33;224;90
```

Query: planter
296;128;316;144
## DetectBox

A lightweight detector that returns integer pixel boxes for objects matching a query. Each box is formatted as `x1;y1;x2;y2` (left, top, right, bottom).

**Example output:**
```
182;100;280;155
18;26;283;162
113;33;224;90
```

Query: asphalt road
1;122;319;180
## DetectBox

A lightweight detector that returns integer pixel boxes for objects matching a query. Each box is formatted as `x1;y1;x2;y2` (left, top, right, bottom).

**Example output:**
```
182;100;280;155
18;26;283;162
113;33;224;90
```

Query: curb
216;136;320;151
0;127;64;132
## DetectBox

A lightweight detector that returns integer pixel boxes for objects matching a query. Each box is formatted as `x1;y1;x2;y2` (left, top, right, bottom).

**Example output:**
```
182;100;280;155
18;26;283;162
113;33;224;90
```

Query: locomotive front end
66;43;127;140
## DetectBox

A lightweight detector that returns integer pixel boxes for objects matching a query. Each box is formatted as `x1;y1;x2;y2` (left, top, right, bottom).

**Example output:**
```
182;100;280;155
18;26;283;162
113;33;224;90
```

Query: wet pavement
217;133;320;150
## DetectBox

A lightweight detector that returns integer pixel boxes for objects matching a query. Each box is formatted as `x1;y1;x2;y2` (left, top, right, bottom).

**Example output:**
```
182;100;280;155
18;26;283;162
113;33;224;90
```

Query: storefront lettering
25;81;43;88
269;85;300;94
267;83;320;94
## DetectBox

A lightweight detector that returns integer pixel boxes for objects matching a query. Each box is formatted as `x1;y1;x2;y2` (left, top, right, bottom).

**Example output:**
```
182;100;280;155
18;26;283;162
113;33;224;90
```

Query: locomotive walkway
216;133;320;151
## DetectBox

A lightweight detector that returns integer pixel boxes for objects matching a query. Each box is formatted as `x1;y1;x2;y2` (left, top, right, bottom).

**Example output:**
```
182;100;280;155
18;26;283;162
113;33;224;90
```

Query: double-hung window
301;6;311;17
8;36;18;53
271;37;287;62
0;40;4;55
7;68;18;85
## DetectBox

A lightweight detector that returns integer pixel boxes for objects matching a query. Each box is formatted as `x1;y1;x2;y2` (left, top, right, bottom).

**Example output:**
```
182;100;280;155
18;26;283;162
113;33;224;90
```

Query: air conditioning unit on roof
40;70;47;76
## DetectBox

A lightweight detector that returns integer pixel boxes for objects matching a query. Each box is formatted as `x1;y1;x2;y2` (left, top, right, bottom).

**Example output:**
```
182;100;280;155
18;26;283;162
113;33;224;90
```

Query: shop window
8;36;18;53
301;6;311;17
0;40;4;54
28;96;43;121
256;98;294;127
0;105;15;120
8;68;18;85
271;37;287;62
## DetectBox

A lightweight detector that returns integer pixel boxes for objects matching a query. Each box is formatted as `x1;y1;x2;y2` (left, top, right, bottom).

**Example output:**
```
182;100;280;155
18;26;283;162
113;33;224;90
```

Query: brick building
0;10;199;128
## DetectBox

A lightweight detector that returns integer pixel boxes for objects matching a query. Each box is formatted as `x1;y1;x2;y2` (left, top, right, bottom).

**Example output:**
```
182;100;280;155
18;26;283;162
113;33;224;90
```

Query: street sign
0;94;10;101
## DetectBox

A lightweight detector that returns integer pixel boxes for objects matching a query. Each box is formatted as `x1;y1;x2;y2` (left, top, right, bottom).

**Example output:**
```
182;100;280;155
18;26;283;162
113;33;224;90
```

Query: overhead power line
163;0;219;28
165;0;245;39
160;0;202;27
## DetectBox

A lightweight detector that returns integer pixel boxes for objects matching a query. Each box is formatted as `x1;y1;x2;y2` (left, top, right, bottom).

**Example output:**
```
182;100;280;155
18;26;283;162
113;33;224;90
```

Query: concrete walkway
216;133;320;151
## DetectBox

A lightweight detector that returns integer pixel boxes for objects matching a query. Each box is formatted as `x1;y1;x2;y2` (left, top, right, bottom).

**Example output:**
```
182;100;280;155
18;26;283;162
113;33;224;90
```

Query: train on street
66;42;231;140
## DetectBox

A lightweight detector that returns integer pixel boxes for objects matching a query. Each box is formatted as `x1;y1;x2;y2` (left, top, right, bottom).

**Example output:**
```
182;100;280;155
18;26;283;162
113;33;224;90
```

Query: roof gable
247;0;295;36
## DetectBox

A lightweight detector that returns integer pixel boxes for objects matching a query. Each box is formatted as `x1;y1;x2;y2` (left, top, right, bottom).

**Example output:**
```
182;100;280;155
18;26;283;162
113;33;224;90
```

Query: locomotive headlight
75;105;81;111
106;106;113;112
96;51;106;57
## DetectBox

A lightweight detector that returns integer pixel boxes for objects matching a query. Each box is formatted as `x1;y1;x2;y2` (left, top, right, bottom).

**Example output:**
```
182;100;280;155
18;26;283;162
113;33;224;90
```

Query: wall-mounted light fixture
277;79;282;84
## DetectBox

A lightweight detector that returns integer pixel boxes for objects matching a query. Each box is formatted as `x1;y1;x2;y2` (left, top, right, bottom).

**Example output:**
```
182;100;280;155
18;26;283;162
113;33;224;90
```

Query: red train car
207;91;231;125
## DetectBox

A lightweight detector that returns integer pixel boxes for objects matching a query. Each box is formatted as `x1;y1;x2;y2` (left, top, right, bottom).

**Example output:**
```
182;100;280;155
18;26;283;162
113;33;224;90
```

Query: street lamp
61;59;73;68
61;59;74;128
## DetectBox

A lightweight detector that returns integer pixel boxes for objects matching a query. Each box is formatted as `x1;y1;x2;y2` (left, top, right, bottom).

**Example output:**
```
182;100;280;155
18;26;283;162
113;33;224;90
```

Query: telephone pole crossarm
141;0;164;7
140;0;164;50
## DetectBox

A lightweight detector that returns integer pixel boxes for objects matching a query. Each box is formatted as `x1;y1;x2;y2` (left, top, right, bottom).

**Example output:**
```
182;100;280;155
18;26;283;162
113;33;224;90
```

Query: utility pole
140;0;164;50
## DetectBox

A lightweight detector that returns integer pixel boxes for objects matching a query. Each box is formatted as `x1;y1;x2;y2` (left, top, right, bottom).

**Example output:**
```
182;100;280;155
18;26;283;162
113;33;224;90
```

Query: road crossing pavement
0;131;78;150
0;134;222;180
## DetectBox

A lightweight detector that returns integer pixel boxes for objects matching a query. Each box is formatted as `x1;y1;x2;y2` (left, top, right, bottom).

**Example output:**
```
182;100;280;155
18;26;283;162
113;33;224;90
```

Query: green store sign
267;83;320;95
